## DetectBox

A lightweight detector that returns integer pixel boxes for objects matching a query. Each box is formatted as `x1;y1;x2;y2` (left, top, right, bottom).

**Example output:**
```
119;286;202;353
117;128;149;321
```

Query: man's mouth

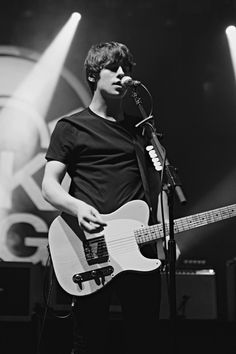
113;81;122;87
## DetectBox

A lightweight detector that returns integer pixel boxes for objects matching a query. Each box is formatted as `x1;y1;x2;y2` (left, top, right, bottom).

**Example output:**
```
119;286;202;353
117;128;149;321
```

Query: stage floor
1;317;236;354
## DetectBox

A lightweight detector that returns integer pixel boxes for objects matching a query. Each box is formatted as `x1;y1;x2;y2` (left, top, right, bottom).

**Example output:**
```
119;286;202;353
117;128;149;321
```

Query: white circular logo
0;45;91;263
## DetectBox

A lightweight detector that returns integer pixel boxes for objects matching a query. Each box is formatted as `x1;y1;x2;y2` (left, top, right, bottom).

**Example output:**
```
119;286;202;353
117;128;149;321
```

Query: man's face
96;63;130;98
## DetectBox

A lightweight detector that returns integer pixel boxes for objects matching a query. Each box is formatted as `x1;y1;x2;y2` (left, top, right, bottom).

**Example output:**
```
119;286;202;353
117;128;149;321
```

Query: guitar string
89;206;236;256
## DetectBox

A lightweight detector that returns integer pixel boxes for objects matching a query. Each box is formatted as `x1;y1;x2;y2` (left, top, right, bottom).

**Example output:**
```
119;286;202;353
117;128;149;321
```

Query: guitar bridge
72;266;114;289
83;236;109;265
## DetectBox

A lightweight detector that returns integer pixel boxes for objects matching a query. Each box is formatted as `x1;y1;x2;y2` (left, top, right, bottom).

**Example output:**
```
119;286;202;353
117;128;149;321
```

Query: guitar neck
135;204;236;245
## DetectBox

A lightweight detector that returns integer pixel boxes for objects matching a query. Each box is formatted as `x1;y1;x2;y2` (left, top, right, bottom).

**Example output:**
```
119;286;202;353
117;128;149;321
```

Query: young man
42;41;172;354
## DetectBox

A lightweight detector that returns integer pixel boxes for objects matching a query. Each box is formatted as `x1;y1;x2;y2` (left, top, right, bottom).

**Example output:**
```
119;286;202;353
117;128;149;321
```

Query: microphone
121;76;141;88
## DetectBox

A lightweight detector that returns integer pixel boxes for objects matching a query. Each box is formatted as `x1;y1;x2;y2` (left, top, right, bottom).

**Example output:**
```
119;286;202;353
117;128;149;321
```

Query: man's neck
89;93;124;122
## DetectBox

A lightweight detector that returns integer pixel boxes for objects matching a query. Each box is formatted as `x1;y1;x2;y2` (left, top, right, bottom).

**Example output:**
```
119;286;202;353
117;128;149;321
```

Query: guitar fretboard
135;204;236;245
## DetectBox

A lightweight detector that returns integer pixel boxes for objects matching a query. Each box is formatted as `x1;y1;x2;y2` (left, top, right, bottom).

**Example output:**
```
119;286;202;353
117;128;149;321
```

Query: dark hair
84;41;136;92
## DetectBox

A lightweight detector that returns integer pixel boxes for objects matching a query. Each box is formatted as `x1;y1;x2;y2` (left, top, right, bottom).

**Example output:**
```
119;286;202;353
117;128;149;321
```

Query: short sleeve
45;120;77;164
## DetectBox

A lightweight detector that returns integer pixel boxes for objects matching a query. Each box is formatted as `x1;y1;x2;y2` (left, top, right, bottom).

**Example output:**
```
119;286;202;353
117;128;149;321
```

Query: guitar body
48;200;161;296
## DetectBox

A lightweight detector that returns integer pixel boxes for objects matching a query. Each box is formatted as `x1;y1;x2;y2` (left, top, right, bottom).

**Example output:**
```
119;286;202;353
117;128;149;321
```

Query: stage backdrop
0;0;236;319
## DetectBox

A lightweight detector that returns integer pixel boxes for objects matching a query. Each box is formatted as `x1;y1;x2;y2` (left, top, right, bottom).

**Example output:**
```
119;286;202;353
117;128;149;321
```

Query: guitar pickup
72;266;114;289
83;236;109;265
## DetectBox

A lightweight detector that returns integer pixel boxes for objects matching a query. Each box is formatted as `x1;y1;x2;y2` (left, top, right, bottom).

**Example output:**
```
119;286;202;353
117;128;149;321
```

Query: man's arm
42;160;106;232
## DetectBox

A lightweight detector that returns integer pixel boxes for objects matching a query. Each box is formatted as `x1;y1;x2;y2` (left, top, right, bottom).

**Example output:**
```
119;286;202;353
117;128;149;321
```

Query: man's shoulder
59;107;91;125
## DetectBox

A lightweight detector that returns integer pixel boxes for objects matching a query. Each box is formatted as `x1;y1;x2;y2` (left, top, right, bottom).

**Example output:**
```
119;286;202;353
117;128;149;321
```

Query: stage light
226;25;236;79
71;12;81;21
226;25;236;36
7;11;82;118
177;25;236;256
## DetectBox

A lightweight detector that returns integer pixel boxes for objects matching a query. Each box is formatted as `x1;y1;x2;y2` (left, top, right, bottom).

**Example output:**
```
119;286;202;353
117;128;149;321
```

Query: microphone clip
135;115;153;128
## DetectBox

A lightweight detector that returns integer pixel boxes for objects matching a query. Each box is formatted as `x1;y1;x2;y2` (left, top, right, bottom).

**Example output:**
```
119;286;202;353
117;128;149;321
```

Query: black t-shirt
45;108;148;214
46;108;163;257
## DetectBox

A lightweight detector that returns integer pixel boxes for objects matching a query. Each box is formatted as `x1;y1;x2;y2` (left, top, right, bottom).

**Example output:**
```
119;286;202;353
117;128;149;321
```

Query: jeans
71;269;161;354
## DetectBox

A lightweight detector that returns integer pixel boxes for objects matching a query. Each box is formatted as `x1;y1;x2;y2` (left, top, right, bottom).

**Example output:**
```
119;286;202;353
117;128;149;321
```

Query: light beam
226;25;236;80
0;12;81;208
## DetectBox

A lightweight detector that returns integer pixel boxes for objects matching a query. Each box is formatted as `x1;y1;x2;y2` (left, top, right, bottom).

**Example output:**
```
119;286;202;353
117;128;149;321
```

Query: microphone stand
130;86;187;335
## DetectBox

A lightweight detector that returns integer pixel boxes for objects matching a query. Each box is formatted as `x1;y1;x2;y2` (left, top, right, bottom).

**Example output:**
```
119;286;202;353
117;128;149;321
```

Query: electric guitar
48;199;236;297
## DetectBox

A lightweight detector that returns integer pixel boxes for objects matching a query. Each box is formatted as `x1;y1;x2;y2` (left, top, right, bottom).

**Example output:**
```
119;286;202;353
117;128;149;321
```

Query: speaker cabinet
226;257;236;321
0;262;43;321
44;268;218;320
107;269;218;320
49;275;73;312
160;269;217;319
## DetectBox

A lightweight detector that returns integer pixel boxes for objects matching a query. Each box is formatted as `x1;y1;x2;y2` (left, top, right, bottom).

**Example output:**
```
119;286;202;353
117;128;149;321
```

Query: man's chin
102;88;127;100
114;87;127;98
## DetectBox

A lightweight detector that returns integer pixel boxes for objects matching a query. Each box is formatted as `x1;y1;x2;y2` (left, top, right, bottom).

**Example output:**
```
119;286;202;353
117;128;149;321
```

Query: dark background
1;0;236;343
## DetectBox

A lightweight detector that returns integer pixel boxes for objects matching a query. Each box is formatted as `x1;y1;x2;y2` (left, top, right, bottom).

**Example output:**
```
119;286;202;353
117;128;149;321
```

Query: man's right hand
76;200;107;234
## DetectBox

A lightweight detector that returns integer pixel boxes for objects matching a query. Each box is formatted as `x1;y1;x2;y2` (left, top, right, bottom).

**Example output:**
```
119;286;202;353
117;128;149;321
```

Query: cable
140;82;154;118
35;247;75;354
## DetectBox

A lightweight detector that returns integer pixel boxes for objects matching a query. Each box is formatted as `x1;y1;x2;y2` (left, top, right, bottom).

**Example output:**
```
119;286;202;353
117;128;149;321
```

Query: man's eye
105;64;119;72
105;63;131;74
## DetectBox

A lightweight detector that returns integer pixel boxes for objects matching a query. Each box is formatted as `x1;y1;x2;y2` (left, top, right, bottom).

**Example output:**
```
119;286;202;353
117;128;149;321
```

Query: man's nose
117;66;125;78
